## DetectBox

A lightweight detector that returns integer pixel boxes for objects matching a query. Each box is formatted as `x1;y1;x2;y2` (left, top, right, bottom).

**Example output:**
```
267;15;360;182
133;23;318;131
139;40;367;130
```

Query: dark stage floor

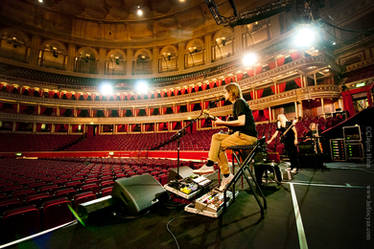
3;162;373;249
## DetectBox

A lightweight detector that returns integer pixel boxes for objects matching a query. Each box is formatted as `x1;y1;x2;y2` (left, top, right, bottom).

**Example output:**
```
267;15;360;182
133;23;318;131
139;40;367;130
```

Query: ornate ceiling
0;0;274;45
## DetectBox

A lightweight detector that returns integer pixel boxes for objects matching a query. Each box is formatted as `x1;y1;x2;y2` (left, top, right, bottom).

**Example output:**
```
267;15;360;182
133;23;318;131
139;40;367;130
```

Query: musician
267;114;299;173
304;122;323;153
193;83;257;191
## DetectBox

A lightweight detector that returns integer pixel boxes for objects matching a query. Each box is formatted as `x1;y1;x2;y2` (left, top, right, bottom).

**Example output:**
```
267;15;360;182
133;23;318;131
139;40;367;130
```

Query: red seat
1;205;41;242
73;191;96;208
100;186;113;197
54;187;76;198
42;198;74;229
81;183;99;192
0;198;22;214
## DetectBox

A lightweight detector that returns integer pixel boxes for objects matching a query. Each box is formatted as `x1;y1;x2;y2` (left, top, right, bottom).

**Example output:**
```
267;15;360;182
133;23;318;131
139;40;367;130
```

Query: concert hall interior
0;0;373;249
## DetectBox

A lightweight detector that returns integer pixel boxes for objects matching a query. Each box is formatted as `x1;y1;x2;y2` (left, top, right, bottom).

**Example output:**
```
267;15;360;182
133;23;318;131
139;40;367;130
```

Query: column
321;98;325;117
294;101;298;117
152;47;159;74
12;122;16;132
298;102;303;118
233;26;244;55
177;42;185;71
37;105;41;115
67;43;76;71
204;34;212;64
314;73;317;86
28;35;41;65
33;122;36;133
268;107;272;121
97;48;106;74
126;48;133;75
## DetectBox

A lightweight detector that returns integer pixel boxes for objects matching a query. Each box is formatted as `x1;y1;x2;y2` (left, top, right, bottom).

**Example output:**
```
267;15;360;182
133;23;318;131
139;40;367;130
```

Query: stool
223;137;267;217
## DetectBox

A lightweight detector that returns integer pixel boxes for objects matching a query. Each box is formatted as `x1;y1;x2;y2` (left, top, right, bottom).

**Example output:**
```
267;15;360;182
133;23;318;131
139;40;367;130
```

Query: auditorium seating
0;157;195;239
0;134;81;152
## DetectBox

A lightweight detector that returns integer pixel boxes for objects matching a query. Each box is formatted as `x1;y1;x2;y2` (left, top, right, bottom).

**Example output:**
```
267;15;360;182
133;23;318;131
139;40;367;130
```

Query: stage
4;162;373;249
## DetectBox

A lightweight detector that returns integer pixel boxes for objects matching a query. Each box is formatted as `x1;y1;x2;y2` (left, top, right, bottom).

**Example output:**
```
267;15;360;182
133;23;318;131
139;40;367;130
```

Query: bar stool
222;137;267;217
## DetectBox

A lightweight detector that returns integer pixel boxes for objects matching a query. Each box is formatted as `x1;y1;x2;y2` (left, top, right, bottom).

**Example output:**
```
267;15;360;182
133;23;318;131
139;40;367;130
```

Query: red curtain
342;91;355;116
201;119;206;127
277;56;285;66
255;66;262;74
250;91;254;100
134;109;140;116
66;92;72;99
181;88;186;95
252;110;259;121
270;85;276;94
225;77;232;84
167;90;172;97
177;105;180;113
263;109;270;120
257;89;264;98
162;107;167;114
236;73;243;81
187;87;193;94
159;123;164;130
294;77;302;88
174;89;179;96
209;81;215;89
60;108;66;115
247;70;254;77
217;80;223;87
161;91;166;97
36;123;42;131
204;101;209;109
268;61;276;69
290;51;301;61
194;85;200;92
278;82;286;93
190;103;195;111
202;83;207;91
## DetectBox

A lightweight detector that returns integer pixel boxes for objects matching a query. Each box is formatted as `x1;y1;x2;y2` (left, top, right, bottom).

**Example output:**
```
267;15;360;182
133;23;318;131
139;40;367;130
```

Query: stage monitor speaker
168;166;193;181
112;174;167;215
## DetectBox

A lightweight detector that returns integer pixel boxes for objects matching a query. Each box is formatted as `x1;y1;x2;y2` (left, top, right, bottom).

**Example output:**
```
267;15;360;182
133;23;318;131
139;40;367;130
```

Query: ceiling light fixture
136;6;143;17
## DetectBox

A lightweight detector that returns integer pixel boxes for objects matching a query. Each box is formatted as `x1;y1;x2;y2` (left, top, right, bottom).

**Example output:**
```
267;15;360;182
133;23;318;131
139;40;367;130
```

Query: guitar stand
222;137;267;217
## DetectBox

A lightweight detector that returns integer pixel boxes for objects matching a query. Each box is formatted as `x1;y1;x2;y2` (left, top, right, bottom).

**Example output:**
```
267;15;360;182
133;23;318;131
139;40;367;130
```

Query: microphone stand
150;111;205;180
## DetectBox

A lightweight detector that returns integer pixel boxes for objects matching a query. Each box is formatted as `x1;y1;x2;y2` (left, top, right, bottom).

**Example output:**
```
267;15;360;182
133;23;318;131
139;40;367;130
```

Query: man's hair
224;82;242;100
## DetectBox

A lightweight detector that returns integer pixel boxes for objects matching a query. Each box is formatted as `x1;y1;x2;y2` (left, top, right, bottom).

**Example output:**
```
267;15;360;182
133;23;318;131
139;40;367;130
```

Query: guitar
202;110;234;134
279;119;297;144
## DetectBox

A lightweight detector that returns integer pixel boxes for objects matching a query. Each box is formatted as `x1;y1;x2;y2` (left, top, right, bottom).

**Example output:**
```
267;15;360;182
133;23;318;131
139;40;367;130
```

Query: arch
77;47;98;59
160;45;177;56
134;48;152;61
40;40;67;55
213;27;234;45
185;38;204;52
106;49;126;60
0;28;30;47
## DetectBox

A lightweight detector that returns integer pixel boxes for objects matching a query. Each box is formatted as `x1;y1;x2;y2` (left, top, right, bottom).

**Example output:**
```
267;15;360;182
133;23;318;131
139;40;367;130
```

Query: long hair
277;114;288;128
224;82;242;101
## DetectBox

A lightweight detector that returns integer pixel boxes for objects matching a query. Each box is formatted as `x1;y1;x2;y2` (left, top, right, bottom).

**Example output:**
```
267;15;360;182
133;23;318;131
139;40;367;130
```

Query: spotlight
135;80;149;94
38;0;44;3
99;82;113;96
136;6;143;17
242;52;258;67
292;24;319;48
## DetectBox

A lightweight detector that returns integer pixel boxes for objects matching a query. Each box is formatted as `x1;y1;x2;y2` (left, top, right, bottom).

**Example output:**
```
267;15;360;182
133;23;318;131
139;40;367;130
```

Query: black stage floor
4;162;373;249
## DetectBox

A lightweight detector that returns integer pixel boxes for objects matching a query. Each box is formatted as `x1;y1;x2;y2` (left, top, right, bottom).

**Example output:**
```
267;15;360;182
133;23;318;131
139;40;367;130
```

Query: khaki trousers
208;131;257;175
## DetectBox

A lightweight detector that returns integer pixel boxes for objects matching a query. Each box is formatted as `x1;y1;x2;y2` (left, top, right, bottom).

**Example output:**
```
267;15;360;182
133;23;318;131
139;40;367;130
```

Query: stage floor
4;162;373;249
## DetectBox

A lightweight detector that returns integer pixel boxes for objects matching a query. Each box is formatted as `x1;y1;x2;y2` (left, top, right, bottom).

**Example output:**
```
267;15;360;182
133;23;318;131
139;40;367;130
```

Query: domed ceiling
0;0;275;45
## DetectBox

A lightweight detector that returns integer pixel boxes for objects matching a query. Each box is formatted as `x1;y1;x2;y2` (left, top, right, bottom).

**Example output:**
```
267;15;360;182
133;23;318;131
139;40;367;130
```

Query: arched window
0;30;29;62
159;46;177;73
185;39;204;68
74;47;98;74
212;28;234;62
39;41;67;70
133;49;152;75
106;49;126;75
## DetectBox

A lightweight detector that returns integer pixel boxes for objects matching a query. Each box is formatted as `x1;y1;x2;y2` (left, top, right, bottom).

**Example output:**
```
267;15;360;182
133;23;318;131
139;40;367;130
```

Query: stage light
99;82;113;96
242;52;258;67
292;24;319;48
38;0;44;3
135;80;149;94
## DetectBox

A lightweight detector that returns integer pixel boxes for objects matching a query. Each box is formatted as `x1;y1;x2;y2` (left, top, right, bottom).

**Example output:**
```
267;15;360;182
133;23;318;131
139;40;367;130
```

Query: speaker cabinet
168;166;193;181
112;174;167;215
